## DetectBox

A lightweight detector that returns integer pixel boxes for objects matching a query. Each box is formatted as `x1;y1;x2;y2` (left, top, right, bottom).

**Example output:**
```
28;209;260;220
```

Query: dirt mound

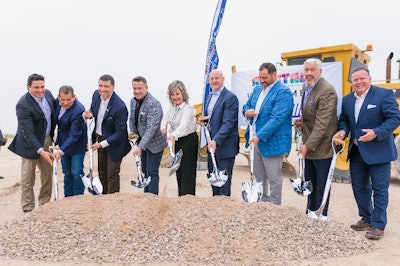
0;193;374;265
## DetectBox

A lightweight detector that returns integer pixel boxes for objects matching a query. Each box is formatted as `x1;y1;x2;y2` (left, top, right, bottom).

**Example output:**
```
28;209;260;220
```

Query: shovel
203;125;228;187
49;145;59;201
81;118;103;195
166;121;183;176
241;121;263;203
130;140;151;188
309;137;345;218
290;126;313;196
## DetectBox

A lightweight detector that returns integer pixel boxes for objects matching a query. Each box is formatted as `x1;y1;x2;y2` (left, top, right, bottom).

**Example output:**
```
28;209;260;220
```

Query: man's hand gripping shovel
290;126;313;196
166;121;183;176
130;139;151;188
81;117;103;195
241;120;263;203
201;120;228;187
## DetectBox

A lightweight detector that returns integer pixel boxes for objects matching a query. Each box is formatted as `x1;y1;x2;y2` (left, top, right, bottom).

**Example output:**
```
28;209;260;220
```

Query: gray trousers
253;145;283;205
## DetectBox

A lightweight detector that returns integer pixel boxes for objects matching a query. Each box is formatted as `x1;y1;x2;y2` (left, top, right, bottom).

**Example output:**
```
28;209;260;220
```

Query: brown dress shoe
365;227;384;240
350;220;371;231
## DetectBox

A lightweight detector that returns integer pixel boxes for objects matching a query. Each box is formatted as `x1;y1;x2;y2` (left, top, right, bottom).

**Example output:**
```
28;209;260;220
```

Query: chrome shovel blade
241;180;263;203
207;169;228;187
131;176;151;188
302;180;313;196
169;149;183;176
82;173;103;195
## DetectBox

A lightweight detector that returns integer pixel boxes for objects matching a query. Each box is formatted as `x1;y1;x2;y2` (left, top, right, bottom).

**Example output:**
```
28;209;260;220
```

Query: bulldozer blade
207;169;228;187
241;180;263;203
131;176;151;188
169;149;183;176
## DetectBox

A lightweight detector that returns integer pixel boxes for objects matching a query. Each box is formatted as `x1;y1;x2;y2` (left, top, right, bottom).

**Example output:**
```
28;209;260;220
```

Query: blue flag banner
202;0;227;115
200;0;227;148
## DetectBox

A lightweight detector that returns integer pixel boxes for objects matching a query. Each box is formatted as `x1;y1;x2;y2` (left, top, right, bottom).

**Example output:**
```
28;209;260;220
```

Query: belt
96;134;104;141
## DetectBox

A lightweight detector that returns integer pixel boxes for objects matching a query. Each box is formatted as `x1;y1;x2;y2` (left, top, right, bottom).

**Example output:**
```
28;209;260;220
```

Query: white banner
231;62;343;126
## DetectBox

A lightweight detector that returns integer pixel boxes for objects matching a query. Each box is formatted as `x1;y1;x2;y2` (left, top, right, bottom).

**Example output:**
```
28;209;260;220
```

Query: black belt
96;134;104;141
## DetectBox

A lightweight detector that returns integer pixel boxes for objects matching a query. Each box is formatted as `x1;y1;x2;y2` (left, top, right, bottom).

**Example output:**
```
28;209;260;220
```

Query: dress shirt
32;95;52;136
162;102;196;141
255;80;277;114
207;87;224;118
354;88;370;123
96;95;111;148
96;97;110;136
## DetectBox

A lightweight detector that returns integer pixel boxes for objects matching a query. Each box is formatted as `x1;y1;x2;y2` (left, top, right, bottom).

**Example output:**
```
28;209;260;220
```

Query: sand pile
0;193;374;265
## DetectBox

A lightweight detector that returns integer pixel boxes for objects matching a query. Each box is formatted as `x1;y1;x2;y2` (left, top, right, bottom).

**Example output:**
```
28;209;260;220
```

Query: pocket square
367;104;376;109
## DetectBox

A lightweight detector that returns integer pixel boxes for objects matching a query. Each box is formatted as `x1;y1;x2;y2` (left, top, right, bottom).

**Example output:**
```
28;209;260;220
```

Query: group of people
8;58;400;241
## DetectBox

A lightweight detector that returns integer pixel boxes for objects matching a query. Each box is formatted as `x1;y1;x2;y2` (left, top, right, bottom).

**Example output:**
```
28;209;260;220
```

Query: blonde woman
161;80;198;196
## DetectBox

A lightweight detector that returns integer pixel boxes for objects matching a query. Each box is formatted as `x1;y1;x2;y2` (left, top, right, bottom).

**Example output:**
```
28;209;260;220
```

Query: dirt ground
1;140;400;265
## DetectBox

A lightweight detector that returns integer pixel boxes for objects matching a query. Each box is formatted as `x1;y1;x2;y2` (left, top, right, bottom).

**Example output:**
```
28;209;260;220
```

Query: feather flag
200;0;227;147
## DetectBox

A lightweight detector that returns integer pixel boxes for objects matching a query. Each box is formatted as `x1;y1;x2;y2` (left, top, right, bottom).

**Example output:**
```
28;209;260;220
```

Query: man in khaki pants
8;74;56;213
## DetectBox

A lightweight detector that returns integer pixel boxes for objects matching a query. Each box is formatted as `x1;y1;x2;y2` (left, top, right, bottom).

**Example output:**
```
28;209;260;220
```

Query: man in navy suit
54;85;87;197
200;69;239;196
8;73;56;213
83;74;131;194
334;67;400;240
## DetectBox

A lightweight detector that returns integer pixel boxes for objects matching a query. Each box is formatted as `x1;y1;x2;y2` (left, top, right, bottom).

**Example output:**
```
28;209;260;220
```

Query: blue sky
1;0;399;134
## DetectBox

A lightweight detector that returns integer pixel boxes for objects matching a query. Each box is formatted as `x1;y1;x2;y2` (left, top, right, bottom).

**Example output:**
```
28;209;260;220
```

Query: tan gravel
0;193;373;265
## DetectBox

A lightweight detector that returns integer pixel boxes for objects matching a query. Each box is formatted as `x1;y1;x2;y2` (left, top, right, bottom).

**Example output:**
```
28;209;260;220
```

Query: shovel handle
49;145;60;151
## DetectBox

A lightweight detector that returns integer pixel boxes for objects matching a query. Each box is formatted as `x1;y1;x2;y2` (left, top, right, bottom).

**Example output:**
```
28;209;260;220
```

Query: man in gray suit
129;76;167;195
294;58;338;221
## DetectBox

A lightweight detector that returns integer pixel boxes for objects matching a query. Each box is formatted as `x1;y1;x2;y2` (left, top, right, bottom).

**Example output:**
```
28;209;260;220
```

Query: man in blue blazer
334;67;400;240
8;73;56;213
200;69;239;196
243;63;294;205
54;85;87;197
83;74;131;194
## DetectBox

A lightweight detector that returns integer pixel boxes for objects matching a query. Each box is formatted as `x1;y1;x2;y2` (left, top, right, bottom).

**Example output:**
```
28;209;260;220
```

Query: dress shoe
365;227;384;240
350;220;371;231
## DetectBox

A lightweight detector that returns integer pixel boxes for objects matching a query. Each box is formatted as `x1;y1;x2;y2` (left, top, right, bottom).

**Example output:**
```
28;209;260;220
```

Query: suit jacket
129;92;167;153
55;99;87;156
301;77;338;160
206;87;239;159
243;81;293;157
9;90;57;159
338;86;400;164
90;90;131;161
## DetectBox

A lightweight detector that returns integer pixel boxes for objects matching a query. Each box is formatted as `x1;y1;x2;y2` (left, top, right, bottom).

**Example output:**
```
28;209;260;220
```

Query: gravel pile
0;194;374;265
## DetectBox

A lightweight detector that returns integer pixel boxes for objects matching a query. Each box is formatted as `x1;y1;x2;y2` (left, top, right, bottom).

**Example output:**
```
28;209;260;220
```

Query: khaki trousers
20;136;53;212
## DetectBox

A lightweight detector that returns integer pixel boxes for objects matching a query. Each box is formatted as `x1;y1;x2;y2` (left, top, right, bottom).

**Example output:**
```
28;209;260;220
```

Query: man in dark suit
54;85;87;197
200;69;239;196
8;73;56;213
334;67;400;240
83;74;131;194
